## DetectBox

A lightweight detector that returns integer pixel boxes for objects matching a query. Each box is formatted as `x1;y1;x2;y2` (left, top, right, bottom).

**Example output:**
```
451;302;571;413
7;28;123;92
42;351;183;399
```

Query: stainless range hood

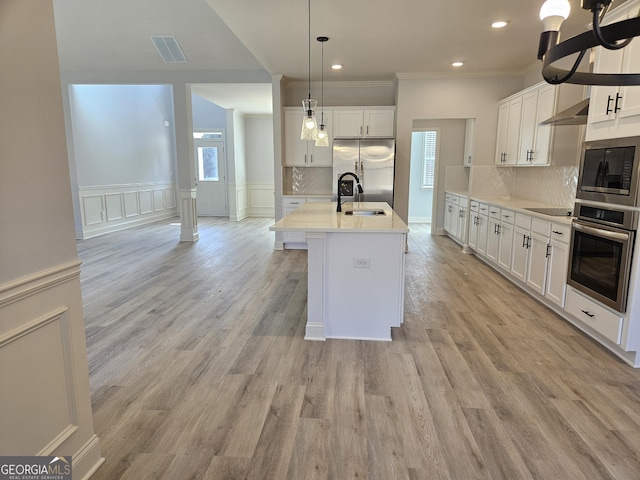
540;98;589;126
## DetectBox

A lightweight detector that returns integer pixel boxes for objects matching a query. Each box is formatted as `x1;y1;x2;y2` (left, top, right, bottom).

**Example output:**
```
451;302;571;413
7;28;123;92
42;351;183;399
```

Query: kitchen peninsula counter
270;202;408;341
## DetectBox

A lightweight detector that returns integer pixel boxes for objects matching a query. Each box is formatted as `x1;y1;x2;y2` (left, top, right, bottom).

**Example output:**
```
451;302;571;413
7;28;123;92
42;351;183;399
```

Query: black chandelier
538;0;640;86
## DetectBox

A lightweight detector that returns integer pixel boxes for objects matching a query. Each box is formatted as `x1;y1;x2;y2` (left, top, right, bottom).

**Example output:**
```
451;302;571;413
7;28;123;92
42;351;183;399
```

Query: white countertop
471;196;574;225
270;202;409;233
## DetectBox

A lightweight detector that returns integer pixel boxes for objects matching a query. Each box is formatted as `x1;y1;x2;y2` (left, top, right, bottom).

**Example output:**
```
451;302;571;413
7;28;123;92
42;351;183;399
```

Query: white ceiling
52;0;618;114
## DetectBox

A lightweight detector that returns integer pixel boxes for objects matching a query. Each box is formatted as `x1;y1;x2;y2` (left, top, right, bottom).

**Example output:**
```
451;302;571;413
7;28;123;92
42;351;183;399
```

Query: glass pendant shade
315;124;329;146
300;99;318;140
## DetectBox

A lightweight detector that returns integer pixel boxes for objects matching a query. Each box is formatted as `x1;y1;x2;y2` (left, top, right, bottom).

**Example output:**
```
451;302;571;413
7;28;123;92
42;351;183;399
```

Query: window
422;130;437;188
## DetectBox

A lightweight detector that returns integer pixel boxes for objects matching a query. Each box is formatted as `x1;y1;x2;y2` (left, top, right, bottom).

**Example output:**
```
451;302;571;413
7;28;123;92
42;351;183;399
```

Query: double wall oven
569;136;640;313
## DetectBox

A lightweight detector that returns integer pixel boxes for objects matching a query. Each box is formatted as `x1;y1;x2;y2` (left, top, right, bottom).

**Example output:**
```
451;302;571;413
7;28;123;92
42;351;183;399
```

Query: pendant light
538;0;640;86
315;36;329;147
300;0;318;140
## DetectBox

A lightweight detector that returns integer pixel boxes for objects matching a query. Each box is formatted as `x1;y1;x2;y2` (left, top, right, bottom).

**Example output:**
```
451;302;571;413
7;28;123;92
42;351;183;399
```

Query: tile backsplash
469;165;578;207
283;167;333;195
514;166;578;207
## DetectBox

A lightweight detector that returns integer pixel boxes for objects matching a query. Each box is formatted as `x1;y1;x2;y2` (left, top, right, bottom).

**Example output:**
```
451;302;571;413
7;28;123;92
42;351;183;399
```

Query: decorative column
173;83;199;242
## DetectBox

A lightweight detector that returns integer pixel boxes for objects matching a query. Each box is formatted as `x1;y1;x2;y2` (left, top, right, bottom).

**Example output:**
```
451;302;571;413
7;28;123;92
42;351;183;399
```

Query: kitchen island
270;202;408;341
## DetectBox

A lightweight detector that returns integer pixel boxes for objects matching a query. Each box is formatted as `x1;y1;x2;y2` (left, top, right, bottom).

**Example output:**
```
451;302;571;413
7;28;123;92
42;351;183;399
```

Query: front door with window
195;138;228;216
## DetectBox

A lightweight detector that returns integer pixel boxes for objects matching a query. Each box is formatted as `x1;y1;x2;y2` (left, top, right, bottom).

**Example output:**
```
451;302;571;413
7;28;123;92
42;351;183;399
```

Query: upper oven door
568;220;635;312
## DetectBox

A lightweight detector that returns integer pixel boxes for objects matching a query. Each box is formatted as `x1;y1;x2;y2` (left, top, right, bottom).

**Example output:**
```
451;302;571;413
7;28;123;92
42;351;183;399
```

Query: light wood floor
78;218;640;480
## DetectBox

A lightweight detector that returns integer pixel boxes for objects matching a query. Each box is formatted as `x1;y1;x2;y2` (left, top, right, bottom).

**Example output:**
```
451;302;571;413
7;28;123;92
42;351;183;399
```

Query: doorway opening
408;129;439;226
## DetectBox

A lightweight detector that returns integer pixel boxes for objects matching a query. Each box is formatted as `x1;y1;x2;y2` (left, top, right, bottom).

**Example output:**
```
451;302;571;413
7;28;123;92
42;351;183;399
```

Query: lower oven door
568;220;635;312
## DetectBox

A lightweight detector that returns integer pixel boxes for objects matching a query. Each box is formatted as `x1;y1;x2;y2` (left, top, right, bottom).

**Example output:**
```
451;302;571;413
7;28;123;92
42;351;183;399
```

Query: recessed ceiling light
452;61;464;67
331;64;343;70
492;20;508;28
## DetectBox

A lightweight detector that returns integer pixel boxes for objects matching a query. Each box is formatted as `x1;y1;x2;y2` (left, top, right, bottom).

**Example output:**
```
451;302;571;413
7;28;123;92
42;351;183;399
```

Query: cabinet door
284;110;310;166
504;97;522;166
497;222;514;271
486;218;500;263
457;206;468;244
531;84;555;165
468;214;479;250
309;110;333;166
615;27;640;137
587;47;623;140
444;201;453;234
464;118;474;166
511;226;529;283
334;110;364;138
526;232;549;295
518;90;539;164
476;214;489;256
545;239;569;307
495;101;511;164
364;109;395;137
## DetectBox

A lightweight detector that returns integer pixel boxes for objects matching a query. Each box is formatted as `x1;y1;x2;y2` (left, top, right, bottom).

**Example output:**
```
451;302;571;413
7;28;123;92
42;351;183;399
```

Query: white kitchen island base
271;202;408;341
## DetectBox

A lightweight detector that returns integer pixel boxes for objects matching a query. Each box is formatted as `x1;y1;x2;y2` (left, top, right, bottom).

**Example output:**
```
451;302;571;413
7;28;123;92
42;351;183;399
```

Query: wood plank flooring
77;218;640;480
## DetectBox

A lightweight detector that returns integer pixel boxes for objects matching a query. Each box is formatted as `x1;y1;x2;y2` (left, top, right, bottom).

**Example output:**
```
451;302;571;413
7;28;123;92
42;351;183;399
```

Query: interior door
195;139;228;216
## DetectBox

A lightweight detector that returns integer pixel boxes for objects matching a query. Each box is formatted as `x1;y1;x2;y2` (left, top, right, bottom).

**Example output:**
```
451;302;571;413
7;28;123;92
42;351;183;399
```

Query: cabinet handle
304;154;308;164
606;95;614;115
360;125;363;135
503;214;510;219
310;154;313;164
546;244;551;258
552;230;563;235
615;93;622;113
497;224;501;235
366;125;369;135
581;309;595;318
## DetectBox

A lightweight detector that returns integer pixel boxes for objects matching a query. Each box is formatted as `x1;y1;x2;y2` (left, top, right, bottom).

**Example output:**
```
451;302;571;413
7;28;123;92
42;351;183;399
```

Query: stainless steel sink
523;207;573;217
344;209;386;216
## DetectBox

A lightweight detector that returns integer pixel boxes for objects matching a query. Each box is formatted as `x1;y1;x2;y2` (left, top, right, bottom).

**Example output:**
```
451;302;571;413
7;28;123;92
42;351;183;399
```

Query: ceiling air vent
151;36;187;63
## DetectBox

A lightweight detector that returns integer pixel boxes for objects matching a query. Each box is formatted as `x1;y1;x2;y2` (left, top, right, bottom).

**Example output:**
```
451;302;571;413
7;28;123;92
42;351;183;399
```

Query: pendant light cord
320;37;324;124
307;0;311;102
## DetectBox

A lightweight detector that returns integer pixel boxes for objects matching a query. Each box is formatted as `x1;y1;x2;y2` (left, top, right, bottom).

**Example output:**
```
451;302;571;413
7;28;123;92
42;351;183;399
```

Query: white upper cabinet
284;109;333;167
495;82;557;166
586;1;640;141
463;118;475;166
334;107;395;138
495;96;522;165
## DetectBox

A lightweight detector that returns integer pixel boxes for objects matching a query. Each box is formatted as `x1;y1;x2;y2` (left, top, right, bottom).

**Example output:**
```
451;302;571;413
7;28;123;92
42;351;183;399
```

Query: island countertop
270;201;409;234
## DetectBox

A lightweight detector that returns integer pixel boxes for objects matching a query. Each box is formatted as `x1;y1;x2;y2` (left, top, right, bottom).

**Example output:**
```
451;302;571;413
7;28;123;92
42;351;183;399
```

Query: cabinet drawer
283;197;306;208
488;206;501;219
500;209;515;224
470;201;479;212
551;223;571;243
531;217;551;236
515;213;531;229
450;195;460;206
478;203;490;215
565;288;623;344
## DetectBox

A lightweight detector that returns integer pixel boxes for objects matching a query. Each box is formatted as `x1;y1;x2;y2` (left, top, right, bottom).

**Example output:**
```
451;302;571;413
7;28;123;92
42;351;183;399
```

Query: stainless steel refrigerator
332;138;396;206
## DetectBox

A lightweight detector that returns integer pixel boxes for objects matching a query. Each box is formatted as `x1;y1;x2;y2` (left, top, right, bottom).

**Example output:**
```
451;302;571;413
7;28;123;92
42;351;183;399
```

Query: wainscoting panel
248;184;275;218
0;308;78;454
124;192;139;218
82;195;104;226
0;262;103;478
77;183;178;239
105;193;124;221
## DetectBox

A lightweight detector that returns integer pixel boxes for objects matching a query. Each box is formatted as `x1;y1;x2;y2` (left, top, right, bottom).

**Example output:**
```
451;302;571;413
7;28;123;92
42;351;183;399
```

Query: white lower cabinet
497;211;515;272
565;287;623;344
468;201;480;251
510;213;532;283
545;223;571;307
282;196;330;247
444;193;467;245
476;204;489;257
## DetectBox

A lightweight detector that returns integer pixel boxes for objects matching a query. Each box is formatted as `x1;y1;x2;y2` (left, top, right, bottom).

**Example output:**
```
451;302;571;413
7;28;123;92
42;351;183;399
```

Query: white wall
192;93;227;130
395;75;524;223
245;115;275;217
0;1;102;477
68;84;178;238
69;85;176;185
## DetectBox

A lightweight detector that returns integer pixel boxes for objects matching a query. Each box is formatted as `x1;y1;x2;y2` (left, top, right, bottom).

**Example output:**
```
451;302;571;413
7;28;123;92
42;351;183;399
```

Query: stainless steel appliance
568;202;638;312
332;139;395;206
577;136;640;206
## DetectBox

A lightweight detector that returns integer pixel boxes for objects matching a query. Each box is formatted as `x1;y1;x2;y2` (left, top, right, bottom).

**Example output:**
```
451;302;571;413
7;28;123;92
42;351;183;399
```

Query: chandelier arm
542;16;640;85
592;6;632;50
